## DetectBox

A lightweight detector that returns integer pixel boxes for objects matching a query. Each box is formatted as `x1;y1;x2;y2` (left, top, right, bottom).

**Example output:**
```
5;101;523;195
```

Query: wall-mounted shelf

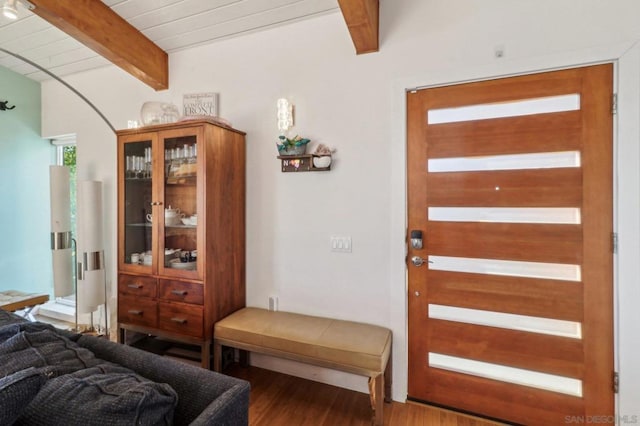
277;154;331;173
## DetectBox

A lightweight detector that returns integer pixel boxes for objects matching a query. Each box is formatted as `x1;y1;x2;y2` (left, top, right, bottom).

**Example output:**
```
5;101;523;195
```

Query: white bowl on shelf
165;216;183;226
168;258;196;270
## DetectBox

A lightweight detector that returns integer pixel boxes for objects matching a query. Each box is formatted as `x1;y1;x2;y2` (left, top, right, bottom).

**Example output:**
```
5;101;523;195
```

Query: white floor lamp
50;171;108;336
77;180;108;337
49;165;78;329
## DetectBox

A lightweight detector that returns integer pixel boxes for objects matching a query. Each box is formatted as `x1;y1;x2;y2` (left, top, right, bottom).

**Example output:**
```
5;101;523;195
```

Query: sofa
0;308;249;425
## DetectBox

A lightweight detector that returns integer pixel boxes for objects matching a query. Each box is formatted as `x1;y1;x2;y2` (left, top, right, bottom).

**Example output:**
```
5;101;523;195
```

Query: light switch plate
330;235;352;253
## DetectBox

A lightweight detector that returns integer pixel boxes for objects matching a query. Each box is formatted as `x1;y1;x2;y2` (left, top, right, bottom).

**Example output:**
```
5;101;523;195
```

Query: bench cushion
214;307;391;375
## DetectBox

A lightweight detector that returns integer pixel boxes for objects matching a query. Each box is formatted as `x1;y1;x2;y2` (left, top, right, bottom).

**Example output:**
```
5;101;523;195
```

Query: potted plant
277;135;311;156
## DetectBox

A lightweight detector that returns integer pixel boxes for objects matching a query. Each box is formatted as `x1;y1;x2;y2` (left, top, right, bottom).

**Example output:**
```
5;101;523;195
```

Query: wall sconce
277;98;294;135
0;100;16;111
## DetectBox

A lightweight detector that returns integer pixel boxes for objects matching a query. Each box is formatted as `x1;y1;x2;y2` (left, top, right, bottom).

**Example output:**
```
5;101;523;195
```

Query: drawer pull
127;283;143;289
170;317;187;324
171;290;187;296
127;310;143;316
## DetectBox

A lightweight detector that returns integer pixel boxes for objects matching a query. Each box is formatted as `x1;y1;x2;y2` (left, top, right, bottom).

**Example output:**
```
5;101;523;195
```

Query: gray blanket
0;321;178;425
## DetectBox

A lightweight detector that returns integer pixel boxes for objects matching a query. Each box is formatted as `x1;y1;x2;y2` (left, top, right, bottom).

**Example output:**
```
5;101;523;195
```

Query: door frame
389;41;640;418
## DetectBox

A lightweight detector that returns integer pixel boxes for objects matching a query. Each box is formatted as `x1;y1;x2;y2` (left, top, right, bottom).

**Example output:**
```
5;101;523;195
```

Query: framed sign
183;92;219;117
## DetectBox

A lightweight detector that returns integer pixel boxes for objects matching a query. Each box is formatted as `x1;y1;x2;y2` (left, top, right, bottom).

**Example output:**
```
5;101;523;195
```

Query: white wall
41;0;640;415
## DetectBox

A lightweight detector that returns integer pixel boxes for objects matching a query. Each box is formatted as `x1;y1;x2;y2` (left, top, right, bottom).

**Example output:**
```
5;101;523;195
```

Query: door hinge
612;232;618;254
612;93;618;115
613;371;619;393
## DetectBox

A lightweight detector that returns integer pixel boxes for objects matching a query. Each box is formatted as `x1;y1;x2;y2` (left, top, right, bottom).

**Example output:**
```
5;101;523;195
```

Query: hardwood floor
224;364;507;426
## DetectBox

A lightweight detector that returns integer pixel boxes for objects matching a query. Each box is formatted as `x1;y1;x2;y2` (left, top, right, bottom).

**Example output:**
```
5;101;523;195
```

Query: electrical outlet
268;296;279;311
330;235;352;253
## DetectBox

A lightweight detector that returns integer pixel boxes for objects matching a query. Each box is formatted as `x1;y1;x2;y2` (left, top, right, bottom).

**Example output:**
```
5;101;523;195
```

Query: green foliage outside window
62;145;77;238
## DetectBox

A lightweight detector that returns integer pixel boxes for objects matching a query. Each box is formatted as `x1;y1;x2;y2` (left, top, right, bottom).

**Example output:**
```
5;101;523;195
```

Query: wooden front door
407;65;614;425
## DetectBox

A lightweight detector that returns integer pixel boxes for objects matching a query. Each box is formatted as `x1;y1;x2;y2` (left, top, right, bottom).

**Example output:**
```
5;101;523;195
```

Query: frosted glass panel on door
428;151;581;173
428;255;581;281
427;94;580;124
428;353;583;396
428;207;581;224
429;304;582;339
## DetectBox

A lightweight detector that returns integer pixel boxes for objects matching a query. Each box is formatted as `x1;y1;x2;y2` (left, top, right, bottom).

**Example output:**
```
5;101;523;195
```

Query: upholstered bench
214;307;392;425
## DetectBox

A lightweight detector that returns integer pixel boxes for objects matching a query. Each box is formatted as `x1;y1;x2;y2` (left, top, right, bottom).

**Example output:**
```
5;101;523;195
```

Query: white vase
313;156;332;168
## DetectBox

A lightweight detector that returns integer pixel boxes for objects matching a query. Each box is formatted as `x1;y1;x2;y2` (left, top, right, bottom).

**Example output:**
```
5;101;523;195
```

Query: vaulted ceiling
0;0;378;90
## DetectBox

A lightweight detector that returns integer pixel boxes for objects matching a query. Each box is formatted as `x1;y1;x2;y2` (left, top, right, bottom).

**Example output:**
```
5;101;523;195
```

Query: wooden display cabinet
116;119;245;368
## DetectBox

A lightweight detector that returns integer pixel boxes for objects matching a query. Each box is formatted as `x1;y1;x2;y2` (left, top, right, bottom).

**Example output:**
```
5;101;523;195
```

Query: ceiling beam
337;0;379;54
28;0;168;90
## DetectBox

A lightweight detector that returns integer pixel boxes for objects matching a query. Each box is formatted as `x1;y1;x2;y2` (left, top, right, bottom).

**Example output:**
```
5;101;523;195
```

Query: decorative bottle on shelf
168;148;183;177
144;147;152;178
186;144;197;176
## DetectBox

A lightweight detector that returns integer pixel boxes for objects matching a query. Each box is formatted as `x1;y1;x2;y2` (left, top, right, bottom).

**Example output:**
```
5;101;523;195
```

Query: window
51;137;76;309
52;137;76;239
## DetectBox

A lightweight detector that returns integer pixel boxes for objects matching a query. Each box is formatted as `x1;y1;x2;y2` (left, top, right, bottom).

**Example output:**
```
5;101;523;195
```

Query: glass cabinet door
159;129;201;279
122;137;154;270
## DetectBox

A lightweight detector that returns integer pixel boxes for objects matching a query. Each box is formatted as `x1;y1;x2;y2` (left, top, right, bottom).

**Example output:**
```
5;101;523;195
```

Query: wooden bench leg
201;340;211;370
239;349;250;367
384;347;392;403
368;374;384;426
213;340;222;372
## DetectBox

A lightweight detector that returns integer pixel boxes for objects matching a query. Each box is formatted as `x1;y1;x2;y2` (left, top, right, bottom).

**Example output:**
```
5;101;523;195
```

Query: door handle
411;256;432;267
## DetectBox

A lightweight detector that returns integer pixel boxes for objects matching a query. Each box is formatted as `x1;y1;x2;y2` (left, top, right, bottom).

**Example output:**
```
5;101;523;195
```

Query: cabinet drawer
158;279;203;305
119;274;157;298
158;303;203;338
119;295;157;328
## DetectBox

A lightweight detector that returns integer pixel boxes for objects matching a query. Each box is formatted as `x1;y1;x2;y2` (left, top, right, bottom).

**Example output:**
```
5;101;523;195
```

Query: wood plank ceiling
0;0;378;90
